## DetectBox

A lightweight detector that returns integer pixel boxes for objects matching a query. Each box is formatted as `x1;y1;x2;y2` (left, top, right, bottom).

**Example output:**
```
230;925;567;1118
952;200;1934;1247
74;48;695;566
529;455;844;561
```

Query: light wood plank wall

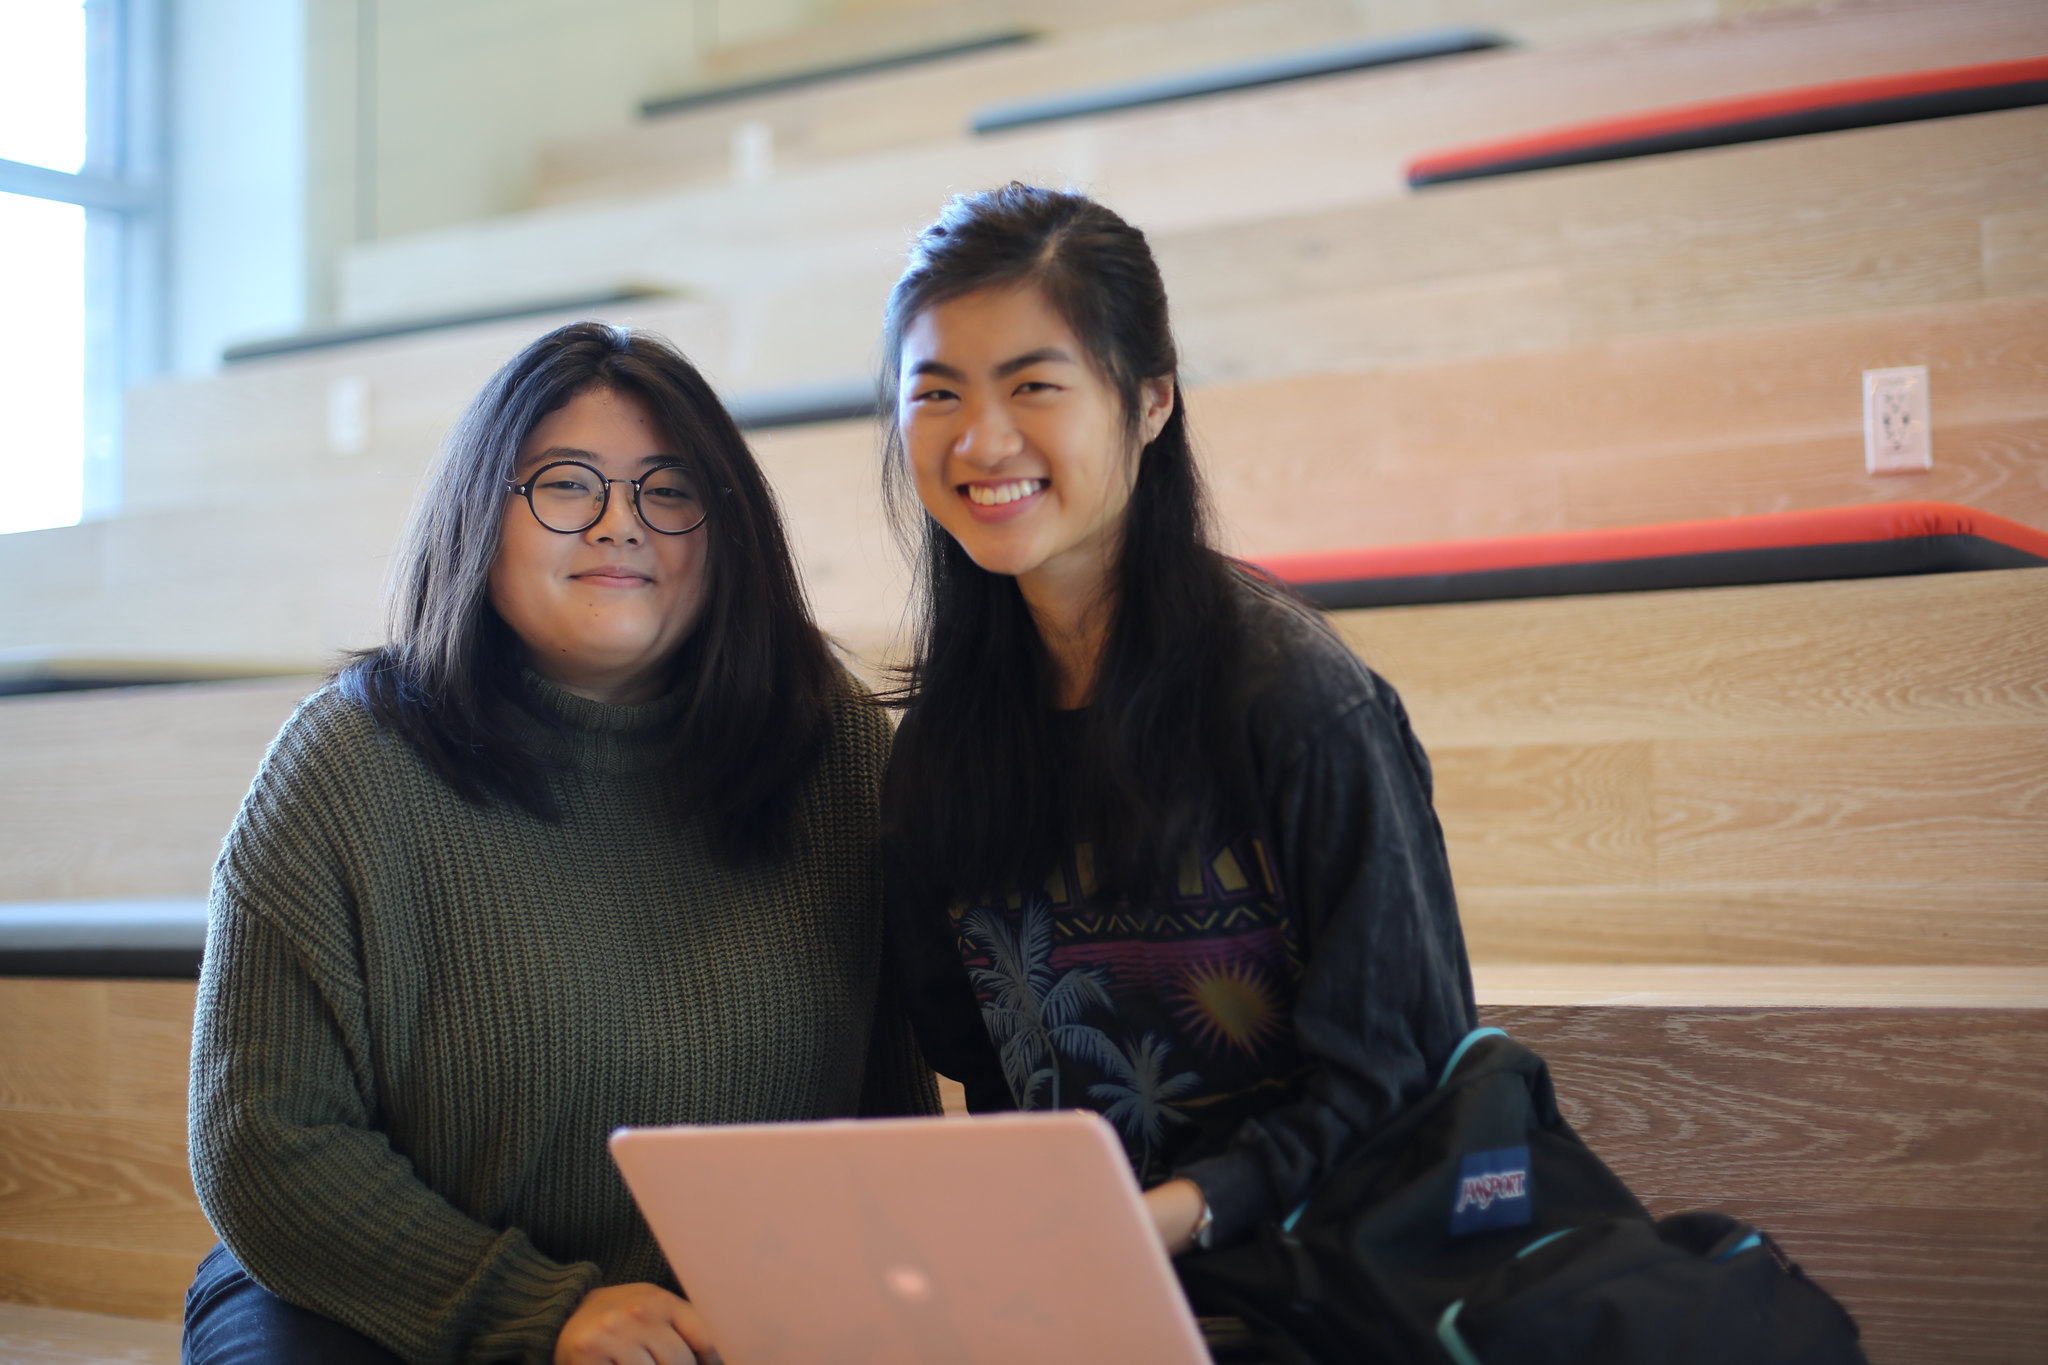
1487;984;2048;1365
11;970;2039;1346
3;0;2037;676
748;294;2048;659
682;0;1732;99
0;679;318;902
0;980;211;1320
3;572;2039;1332
5;284;2036;676
3;573;2038;964
337;0;2048;331
4;0;2045;1337
535;0;1750;204
1340;569;2048;965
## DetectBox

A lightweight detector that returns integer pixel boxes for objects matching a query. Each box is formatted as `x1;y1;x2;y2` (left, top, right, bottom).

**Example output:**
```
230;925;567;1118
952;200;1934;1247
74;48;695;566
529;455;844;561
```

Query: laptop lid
610;1111;1212;1365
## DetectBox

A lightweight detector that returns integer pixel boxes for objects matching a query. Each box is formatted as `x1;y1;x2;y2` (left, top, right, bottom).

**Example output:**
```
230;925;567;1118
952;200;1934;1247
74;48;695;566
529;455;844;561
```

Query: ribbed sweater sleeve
193;678;915;1360
189;704;597;1363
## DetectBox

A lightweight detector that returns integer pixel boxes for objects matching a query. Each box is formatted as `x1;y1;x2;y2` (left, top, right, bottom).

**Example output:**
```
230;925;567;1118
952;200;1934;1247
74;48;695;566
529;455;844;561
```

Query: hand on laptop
1145;1177;1208;1256
554;1282;722;1365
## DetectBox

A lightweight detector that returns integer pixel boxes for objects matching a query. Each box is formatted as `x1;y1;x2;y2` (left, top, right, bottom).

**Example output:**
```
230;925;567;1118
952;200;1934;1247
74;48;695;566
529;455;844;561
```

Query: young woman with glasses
878;185;1477;1273
184;323;932;1365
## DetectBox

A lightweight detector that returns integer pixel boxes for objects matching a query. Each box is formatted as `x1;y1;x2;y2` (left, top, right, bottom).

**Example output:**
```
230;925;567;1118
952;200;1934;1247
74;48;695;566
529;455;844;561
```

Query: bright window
0;193;87;533
1;0;139;537
0;0;88;173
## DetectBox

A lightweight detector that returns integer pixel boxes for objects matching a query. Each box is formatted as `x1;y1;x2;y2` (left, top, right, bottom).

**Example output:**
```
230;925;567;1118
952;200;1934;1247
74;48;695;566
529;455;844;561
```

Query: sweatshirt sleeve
1174;675;1478;1246
187;704;599;1365
856;957;945;1118
881;849;1015;1116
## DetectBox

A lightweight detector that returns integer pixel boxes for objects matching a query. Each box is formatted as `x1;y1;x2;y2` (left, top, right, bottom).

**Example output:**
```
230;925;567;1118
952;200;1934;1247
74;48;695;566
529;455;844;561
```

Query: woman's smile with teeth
965;478;1048;506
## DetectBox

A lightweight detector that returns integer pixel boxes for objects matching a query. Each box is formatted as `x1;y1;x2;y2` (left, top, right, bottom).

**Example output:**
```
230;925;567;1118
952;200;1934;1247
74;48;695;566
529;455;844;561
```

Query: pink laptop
610;1111;1214;1364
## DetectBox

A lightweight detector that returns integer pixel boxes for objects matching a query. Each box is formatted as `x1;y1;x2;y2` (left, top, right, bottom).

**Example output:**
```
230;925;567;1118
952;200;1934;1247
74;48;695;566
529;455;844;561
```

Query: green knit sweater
188;672;935;1364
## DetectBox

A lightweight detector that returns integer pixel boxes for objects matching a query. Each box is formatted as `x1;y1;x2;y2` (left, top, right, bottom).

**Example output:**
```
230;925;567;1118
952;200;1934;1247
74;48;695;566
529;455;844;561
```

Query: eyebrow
521;446;682;472
906;347;1081;382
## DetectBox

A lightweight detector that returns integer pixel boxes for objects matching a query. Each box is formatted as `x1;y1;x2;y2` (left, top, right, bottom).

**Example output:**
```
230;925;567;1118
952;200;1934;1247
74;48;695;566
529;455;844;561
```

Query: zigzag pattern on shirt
1055;900;1280;939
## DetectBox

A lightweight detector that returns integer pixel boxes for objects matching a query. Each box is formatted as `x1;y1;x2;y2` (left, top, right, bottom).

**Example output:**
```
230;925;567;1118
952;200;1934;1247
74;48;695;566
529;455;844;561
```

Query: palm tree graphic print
961;894;1205;1173
954;835;1301;1181
1089;1031;1202;1185
960;897;1122;1110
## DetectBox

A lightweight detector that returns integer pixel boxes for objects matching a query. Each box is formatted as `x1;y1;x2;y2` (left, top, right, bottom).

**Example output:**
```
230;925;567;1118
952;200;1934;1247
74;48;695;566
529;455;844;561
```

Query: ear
1137;375;1176;446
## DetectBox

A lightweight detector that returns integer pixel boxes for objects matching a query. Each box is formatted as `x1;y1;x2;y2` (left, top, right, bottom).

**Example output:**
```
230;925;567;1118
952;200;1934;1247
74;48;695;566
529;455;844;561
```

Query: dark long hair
339;322;840;862
879;184;1253;902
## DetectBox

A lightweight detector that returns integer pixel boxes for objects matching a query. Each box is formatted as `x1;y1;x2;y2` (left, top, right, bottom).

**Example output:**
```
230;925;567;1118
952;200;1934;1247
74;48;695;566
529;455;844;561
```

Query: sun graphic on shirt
1176;960;1284;1059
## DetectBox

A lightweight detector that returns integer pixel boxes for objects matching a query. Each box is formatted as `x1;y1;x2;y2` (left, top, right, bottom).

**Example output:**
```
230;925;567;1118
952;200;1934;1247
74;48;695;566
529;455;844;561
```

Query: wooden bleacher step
538;0;1477;203
0;678;318;904
532;0;2044;209
19;290;2033;674
1343;569;2048;968
0;977;208;1322
1480;964;2048;1365
316;98;2048;410
345;0;2048;330
940;965;2048;1365
0;1299;179;1364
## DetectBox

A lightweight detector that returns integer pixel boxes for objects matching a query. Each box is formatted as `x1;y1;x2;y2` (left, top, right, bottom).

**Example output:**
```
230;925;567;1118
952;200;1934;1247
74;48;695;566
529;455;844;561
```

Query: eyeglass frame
505;458;723;536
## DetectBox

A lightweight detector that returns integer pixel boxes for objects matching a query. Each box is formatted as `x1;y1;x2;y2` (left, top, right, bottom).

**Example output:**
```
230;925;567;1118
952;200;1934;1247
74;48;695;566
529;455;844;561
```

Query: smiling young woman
876;186;1477;1314
182;323;934;1365
488;386;712;704
897;284;1173;705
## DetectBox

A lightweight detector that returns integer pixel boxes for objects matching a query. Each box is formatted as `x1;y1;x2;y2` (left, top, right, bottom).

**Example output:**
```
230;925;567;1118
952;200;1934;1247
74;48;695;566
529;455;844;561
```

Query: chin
953;535;1050;581
556;627;667;670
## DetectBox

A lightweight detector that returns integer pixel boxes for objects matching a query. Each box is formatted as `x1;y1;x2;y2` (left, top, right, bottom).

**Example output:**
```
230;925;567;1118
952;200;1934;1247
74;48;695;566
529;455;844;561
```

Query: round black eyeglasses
508;459;711;536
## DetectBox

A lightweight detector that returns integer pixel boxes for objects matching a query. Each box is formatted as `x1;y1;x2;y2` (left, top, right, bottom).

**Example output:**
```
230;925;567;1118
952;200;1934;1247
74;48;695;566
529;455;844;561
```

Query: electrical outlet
731;121;773;186
1862;366;1931;475
327;375;370;457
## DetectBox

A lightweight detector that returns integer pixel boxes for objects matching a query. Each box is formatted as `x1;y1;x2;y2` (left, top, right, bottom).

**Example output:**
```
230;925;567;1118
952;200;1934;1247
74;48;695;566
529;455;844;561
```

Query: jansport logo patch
1449;1146;1532;1235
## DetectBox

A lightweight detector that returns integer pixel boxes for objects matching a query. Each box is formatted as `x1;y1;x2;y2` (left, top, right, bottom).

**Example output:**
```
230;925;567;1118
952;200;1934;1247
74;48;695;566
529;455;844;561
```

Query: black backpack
1179;1028;1867;1365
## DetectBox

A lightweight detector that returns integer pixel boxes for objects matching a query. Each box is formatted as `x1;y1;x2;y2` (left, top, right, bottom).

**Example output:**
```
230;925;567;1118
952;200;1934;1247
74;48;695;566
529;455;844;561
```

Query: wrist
1148;1177;1210;1254
1188;1190;1216;1251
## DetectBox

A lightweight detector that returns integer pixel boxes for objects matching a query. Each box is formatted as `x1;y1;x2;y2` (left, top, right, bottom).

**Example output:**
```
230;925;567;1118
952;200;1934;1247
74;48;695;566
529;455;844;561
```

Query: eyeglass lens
527;461;706;534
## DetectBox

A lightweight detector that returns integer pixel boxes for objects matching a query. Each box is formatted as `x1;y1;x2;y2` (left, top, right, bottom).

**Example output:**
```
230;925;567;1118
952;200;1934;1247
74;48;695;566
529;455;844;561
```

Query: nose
952;399;1024;468
587;479;644;544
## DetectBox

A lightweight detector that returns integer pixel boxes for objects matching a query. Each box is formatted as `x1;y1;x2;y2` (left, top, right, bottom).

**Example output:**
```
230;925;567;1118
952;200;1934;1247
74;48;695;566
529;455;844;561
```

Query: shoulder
1229;571;1410;771
253;682;378;789
828;669;893;749
253;679;414;798
811;668;895;786
226;679;443;869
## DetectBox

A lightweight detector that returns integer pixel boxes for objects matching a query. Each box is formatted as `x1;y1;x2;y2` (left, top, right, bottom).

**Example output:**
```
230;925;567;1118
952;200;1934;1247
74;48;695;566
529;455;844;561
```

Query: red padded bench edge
1256;502;2048;587
1406;57;2048;187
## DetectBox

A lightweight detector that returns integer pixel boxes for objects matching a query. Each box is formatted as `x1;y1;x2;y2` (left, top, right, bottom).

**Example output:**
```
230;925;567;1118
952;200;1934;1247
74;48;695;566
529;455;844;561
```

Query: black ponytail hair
879;184;1256;903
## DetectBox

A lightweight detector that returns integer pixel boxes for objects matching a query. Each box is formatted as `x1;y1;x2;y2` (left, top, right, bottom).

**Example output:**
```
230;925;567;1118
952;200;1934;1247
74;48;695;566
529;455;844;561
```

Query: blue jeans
183;1243;403;1365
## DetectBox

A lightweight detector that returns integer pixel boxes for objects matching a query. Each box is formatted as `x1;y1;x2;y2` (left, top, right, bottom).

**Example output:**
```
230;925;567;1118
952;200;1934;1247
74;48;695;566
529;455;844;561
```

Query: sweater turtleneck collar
521;669;692;775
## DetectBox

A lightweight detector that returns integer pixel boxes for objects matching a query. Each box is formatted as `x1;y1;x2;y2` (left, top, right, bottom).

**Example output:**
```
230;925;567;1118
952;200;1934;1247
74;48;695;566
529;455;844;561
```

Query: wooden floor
0;1303;176;1365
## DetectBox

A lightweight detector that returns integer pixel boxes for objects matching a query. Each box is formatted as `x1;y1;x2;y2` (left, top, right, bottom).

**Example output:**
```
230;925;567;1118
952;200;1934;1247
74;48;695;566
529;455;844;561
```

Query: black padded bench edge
972;27;1506;134
0;947;203;979
642;31;1037;118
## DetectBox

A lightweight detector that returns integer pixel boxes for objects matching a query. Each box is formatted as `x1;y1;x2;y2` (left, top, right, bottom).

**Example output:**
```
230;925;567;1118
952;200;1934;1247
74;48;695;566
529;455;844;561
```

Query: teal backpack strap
1437;1026;1509;1087
1436;1300;1484;1365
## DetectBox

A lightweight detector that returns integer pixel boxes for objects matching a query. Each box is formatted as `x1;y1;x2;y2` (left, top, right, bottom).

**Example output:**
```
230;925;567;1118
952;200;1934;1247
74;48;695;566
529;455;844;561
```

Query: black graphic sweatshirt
886;578;1478;1248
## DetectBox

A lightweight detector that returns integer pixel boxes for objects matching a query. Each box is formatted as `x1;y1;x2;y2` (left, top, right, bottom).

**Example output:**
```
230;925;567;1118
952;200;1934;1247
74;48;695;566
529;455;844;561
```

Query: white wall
161;0;838;372
166;0;308;372
353;0;707;242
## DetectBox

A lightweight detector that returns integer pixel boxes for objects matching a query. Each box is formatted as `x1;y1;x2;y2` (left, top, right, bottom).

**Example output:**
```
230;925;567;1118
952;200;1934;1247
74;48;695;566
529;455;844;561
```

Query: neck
526;655;668;707
1017;559;1115;710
